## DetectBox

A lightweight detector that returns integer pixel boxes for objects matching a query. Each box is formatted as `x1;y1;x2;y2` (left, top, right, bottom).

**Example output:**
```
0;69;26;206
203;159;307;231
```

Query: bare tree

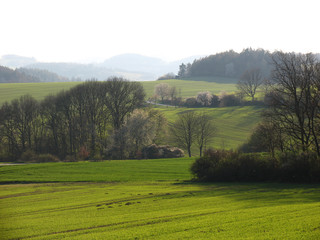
196;113;216;156
237;68;263;101
168;86;177;105
266;52;320;155
154;83;169;102
171;111;198;157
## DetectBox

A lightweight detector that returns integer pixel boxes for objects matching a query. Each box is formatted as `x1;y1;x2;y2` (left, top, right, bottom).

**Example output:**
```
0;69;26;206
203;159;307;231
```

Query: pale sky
1;0;320;63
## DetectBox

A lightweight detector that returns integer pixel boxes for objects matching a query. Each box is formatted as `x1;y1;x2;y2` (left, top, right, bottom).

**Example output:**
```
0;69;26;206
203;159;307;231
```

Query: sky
1;0;320;63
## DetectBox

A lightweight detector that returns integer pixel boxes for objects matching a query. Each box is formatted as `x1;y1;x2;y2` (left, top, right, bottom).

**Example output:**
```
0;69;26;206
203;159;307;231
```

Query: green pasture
1;160;320;239
154;105;263;150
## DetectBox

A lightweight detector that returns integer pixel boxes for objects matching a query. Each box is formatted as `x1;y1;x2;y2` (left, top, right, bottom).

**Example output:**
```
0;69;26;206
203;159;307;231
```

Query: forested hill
0;65;70;83
0;66;40;83
178;48;273;81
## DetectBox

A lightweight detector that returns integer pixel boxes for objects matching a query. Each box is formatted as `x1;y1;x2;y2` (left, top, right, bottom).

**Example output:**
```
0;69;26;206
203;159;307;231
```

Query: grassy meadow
1;160;320;239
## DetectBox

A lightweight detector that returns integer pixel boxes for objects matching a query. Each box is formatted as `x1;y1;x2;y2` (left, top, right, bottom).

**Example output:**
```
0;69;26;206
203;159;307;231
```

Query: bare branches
266;51;320;155
171;111;216;157
237;68;263;101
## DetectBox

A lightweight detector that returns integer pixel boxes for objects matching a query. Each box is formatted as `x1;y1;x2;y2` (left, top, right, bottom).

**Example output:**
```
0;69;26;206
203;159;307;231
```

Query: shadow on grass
173;180;320;205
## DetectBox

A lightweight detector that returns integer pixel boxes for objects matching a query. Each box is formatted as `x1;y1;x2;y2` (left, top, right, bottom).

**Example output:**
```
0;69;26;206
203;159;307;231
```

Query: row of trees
152;82;263;109
171;111;216;157
0;78;149;161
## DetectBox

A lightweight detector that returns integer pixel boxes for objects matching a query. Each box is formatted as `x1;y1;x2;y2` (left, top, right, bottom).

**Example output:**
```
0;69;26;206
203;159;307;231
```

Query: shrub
37;154;60;163
219;94;241;107
19;150;38;162
278;152;320;182
191;150;320;183
19;150;60;163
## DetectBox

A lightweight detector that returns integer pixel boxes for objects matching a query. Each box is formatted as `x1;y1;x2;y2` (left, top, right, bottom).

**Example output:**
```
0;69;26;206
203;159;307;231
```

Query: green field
0;79;238;105
0;82;81;105
1;160;320;239
155;105;263;150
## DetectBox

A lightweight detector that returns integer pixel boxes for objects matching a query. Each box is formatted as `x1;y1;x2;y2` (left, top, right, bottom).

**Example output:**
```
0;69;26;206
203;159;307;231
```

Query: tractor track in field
3;190;198;218
11;210;227;240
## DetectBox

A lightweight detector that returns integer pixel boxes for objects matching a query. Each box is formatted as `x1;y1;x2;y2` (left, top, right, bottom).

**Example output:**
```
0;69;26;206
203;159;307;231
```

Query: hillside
156;105;262;150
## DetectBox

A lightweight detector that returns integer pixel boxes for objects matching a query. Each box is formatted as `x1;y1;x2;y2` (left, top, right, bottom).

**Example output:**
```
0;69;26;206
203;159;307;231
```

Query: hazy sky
1;0;319;62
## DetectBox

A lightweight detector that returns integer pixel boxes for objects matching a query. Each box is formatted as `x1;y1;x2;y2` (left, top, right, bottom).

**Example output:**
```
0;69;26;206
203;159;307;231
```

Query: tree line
0;78;148;161
0;77;217;162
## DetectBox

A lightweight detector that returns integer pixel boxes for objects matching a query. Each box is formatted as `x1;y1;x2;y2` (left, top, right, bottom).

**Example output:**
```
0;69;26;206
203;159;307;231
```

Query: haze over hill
0;54;202;81
1;50;320;83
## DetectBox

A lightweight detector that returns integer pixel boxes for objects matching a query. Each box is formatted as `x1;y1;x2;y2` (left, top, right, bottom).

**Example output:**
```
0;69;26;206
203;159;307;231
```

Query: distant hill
1;54;202;81
0;55;37;68
0;65;40;83
100;53;203;79
17;68;69;82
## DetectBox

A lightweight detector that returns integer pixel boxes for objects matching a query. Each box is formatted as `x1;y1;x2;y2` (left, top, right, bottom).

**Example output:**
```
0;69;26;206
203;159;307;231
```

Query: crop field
0;79;238;105
1;160;320;239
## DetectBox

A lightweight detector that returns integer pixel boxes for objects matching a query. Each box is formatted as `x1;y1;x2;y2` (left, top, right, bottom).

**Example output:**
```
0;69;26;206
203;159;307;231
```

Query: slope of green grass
154;105;263;150
0;160;319;240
